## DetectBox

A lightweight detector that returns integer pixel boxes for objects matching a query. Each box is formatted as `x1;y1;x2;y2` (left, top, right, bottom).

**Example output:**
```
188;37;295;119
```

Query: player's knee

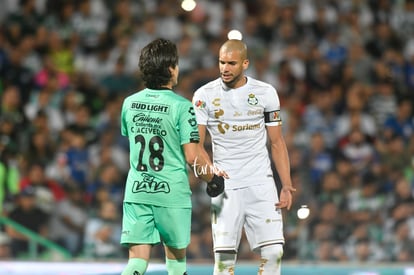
261;243;283;261
214;251;237;275
259;244;284;274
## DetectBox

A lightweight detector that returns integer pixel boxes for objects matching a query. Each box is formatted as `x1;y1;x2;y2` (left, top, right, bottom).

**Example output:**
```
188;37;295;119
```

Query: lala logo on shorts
247;93;258;105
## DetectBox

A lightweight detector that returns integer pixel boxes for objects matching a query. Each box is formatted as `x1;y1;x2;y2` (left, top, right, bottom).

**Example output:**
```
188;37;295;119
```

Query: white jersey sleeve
192;82;214;125
263;86;282;127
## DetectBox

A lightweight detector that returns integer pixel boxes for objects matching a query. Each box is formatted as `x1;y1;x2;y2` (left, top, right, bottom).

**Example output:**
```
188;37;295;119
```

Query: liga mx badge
247;93;258;105
194;99;206;109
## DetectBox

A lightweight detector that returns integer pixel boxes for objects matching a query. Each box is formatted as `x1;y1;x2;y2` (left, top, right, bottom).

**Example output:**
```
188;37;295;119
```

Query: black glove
206;175;225;197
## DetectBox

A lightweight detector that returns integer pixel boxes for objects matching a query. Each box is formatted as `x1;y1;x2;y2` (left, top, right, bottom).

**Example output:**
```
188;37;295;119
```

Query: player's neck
160;82;174;90
226;76;247;89
160;86;173;90
233;76;247;89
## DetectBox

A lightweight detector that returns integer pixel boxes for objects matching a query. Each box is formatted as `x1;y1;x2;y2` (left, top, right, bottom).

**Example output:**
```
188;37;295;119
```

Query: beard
221;72;244;88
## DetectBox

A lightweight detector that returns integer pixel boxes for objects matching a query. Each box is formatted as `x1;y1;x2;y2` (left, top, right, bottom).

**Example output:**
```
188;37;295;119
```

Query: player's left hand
276;185;296;210
206;174;225;197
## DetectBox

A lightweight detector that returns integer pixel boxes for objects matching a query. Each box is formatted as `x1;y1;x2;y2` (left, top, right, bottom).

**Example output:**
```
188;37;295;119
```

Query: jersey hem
123;200;192;209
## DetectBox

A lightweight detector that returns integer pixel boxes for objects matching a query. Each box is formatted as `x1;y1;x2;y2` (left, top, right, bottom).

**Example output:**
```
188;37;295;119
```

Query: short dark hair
138;38;178;89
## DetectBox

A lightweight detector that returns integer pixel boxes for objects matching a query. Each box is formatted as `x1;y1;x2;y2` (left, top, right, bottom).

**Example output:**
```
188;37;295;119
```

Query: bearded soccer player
192;39;296;275
120;38;225;275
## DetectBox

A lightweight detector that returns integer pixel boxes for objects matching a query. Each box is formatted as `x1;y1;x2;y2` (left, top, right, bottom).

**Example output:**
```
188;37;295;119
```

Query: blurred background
0;0;413;273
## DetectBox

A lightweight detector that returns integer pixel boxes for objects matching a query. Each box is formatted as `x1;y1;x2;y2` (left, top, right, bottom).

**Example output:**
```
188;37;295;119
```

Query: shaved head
220;40;248;60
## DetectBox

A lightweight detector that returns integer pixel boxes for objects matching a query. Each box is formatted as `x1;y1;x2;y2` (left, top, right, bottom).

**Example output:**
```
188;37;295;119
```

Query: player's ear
242;59;249;70
169;65;179;78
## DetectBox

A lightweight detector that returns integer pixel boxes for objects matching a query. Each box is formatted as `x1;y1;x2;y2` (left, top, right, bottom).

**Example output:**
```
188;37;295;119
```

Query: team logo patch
247;93;258;105
194;100;205;109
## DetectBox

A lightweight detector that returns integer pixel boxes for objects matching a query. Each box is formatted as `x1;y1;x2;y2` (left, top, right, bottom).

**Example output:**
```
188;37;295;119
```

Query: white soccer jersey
193;76;282;189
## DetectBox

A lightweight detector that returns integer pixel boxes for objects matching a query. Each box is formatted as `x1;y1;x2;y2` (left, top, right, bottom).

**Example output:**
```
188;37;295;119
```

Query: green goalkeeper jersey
120;88;199;208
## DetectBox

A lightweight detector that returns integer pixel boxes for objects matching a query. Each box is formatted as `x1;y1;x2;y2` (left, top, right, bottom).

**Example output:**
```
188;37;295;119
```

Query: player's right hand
206;174;225;197
276;185;296;210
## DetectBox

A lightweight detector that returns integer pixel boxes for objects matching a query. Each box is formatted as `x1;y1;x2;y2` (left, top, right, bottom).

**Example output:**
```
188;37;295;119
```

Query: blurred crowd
0;0;413;263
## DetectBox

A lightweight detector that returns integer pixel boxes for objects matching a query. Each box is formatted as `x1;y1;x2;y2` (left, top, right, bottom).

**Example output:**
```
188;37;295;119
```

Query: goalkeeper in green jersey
119;38;226;275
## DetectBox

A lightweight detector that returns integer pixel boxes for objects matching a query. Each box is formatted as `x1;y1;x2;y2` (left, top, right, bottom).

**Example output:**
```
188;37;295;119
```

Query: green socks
121;258;148;275
166;257;187;275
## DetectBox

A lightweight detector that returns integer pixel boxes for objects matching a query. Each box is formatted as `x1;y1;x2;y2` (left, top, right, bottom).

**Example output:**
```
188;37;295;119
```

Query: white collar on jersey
220;76;249;91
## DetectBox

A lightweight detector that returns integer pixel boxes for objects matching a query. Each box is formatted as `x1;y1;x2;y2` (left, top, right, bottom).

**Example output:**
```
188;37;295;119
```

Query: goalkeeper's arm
183;142;226;197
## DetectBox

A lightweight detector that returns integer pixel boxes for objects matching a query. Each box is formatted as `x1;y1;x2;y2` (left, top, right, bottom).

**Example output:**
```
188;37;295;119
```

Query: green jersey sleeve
178;102;199;145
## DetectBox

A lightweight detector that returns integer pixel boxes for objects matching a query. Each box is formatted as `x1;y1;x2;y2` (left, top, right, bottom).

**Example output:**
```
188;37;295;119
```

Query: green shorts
120;202;191;249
